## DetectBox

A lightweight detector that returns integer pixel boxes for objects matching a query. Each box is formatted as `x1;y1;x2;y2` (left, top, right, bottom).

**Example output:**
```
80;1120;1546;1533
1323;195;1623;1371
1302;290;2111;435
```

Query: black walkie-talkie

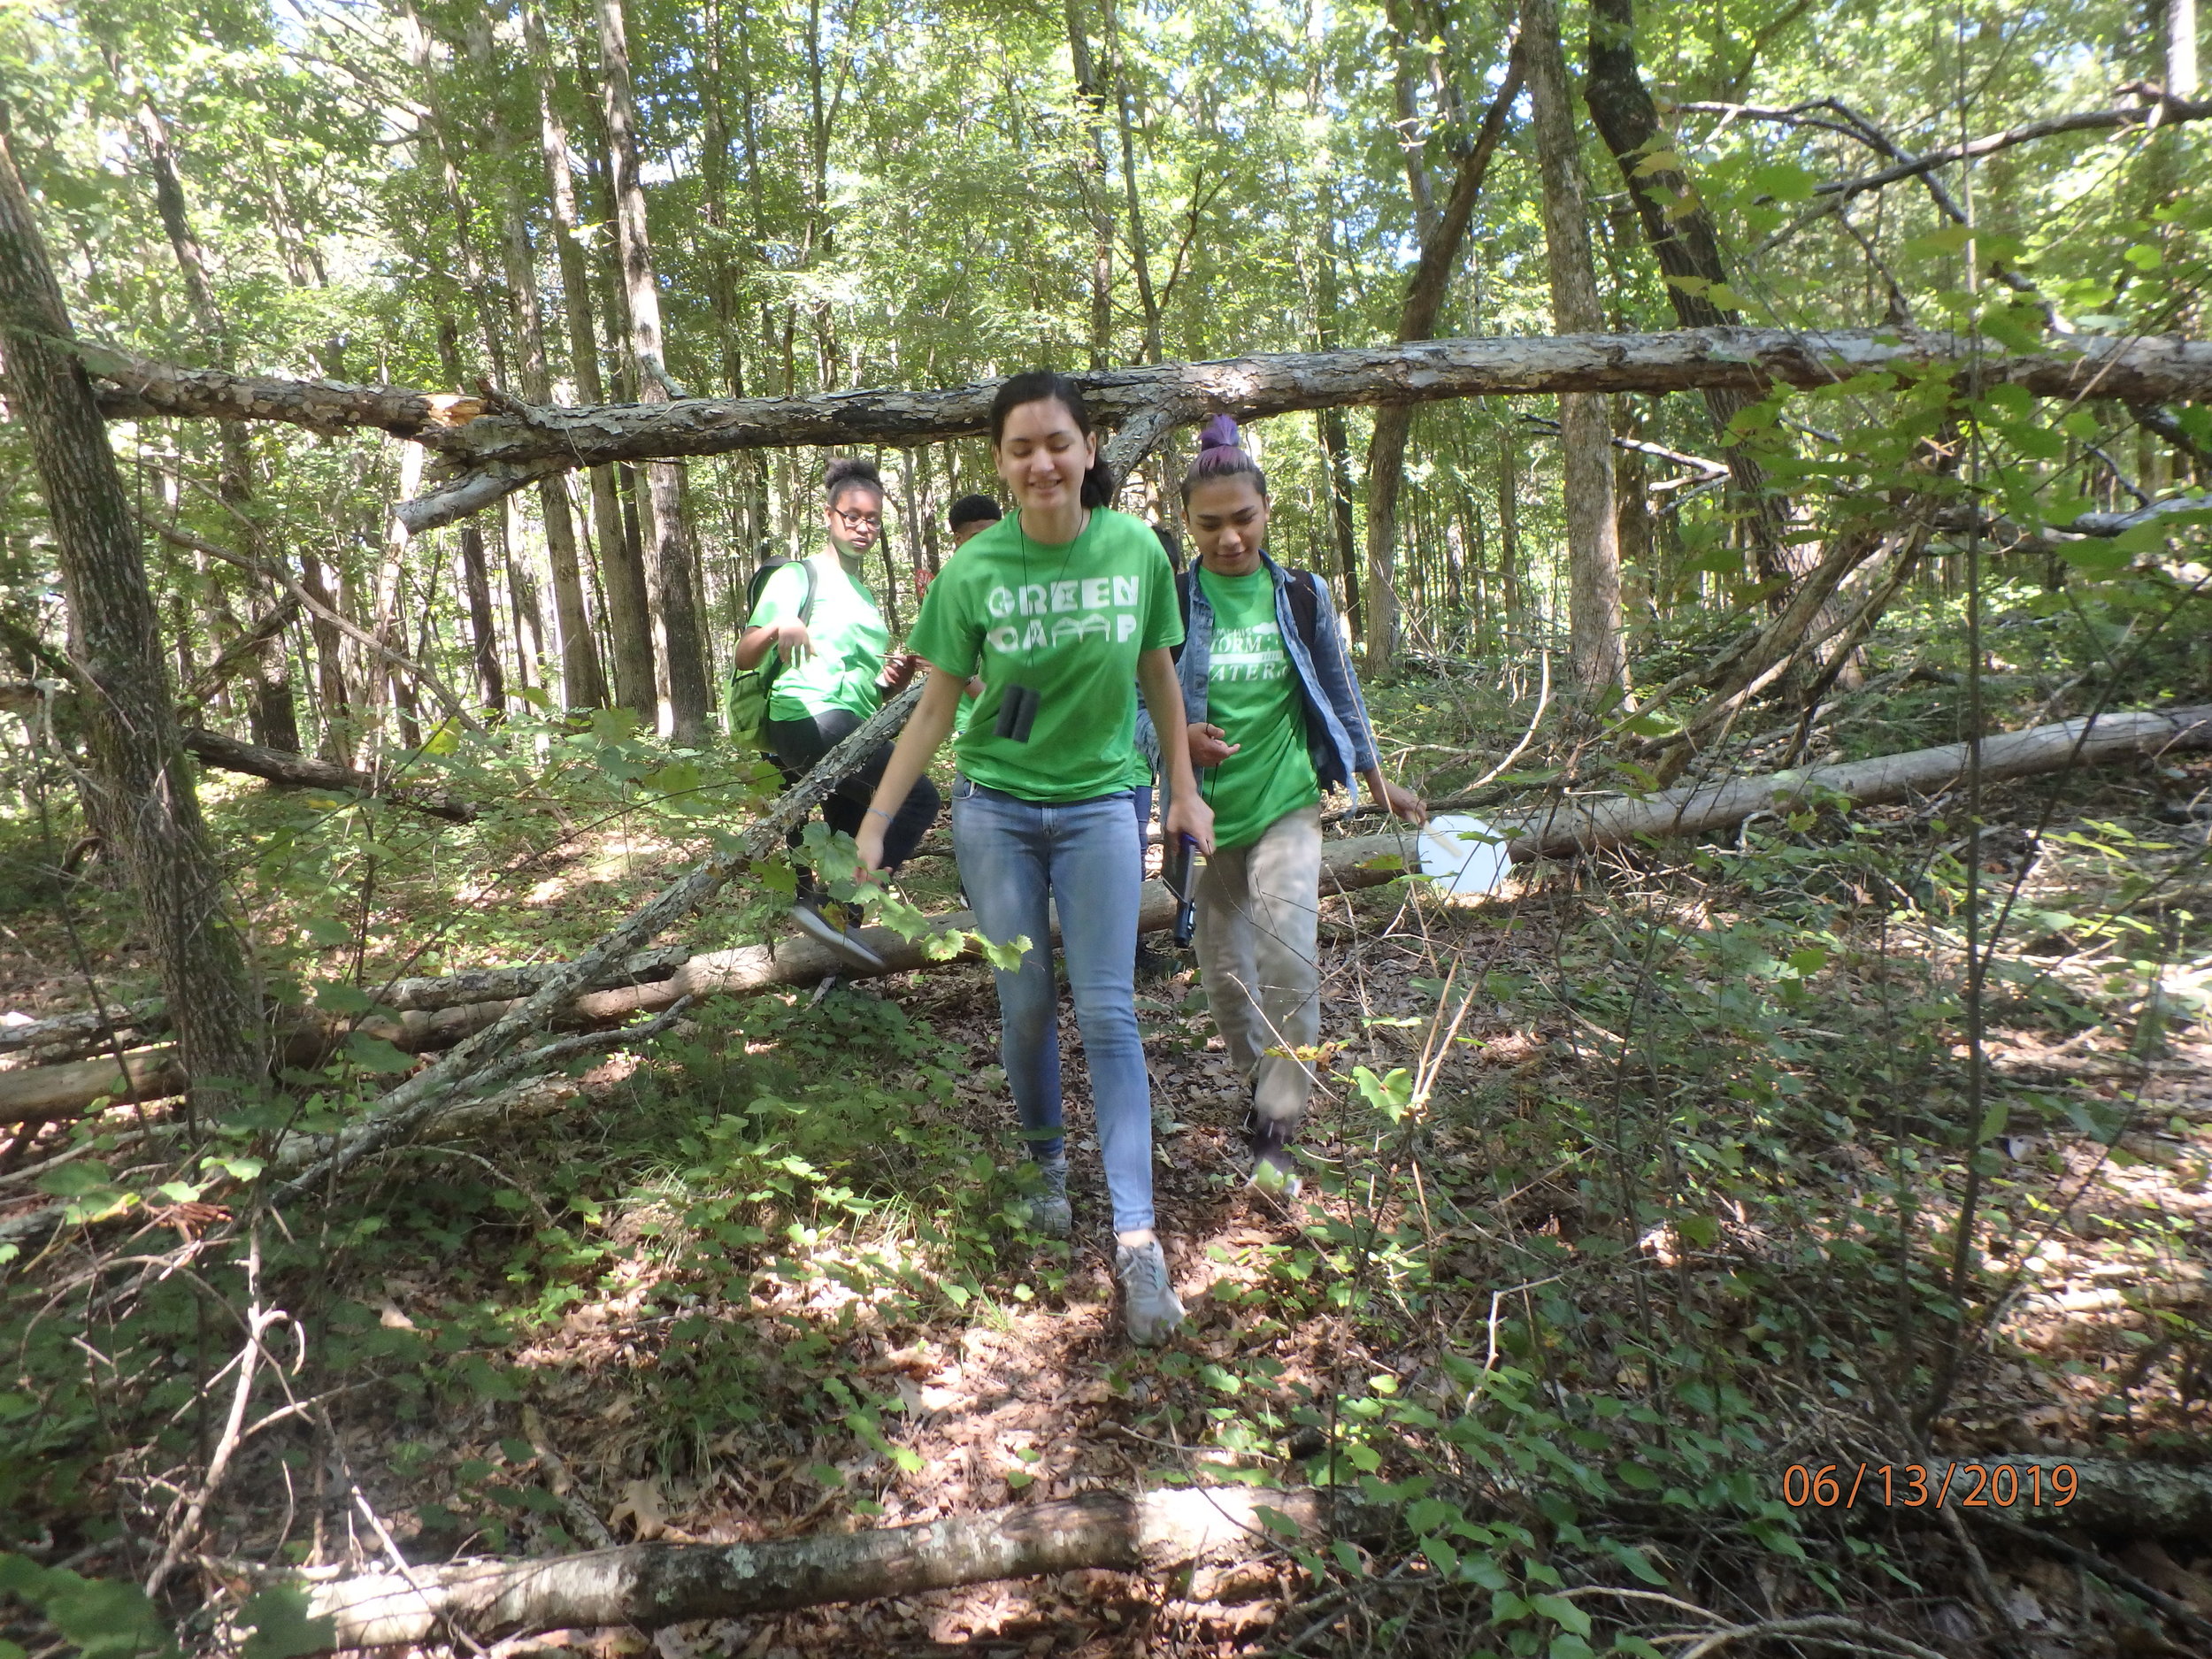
1163;833;1200;947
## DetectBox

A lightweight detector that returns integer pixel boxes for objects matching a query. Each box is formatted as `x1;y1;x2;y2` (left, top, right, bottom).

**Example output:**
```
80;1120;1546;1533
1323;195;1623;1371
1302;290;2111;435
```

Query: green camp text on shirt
906;508;1181;803
745;557;888;723
1196;564;1319;849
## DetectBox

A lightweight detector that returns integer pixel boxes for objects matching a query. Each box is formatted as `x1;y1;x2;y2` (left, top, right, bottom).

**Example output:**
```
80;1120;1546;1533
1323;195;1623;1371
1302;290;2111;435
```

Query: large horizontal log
1502;704;2212;859
0;837;1424;1127
0;1049;188;1127
180;727;476;822
0;949;693;1064
304;1486;1337;1648
85;329;2212;534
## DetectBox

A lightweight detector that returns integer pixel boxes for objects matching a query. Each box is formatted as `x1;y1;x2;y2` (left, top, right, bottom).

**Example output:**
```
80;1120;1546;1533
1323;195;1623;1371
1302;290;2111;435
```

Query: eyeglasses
832;509;881;530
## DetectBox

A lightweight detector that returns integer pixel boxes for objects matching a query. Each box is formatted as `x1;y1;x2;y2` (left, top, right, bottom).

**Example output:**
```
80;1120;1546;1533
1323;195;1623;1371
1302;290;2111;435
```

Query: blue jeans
951;776;1155;1234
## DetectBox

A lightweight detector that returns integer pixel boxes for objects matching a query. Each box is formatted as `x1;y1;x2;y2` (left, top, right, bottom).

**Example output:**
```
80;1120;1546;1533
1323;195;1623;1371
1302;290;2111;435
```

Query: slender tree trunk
1584;0;1792;589
526;3;652;718
299;549;352;761
1362;44;1524;670
598;0;710;744
0;126;265;1115
1102;0;1160;361
483;19;605;713
437;319;507;713
1522;0;1626;700
131;97;300;753
1313;196;1365;641
2171;0;2199;98
1495;426;1521;623
1065;0;1117;367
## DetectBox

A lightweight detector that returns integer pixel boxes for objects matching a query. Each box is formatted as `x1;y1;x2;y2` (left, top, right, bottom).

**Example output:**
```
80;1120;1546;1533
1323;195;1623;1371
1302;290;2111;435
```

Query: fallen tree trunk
180;727;476;821
290;1452;2212;1650
1502;703;2212;859
0;948;692;1064
303;1486;1338;1648
0;838;1421;1126
83;328;2212;534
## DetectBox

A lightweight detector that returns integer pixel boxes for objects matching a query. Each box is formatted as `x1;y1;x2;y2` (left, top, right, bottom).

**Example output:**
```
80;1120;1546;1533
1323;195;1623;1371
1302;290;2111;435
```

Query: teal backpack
725;557;816;751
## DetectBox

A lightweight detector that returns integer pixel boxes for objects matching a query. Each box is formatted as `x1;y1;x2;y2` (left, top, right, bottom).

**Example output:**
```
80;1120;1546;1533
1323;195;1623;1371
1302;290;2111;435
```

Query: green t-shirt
1196;565;1319;849
907;508;1182;803
745;556;888;723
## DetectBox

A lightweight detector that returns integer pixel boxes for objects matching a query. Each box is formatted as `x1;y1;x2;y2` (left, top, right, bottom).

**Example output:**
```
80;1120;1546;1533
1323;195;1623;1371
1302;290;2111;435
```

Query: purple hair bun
1197;414;1242;453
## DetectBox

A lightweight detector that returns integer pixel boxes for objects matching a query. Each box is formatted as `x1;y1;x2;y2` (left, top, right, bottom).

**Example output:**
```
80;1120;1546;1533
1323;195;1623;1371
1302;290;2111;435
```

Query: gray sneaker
1114;1239;1185;1346
789;895;887;973
1027;1156;1071;1238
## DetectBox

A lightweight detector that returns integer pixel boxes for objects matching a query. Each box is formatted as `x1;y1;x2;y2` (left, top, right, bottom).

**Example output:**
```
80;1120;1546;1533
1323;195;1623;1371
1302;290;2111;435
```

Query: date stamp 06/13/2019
1781;1463;2078;1510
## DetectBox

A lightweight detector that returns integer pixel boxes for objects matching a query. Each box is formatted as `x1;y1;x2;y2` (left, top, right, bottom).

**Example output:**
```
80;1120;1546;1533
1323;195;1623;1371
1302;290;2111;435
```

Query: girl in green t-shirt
736;457;934;966
1168;419;1426;1195
856;372;1212;1347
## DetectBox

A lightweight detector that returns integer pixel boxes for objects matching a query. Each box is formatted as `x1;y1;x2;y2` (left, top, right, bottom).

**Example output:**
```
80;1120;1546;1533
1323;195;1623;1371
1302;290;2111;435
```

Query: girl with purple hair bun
1141;416;1426;1195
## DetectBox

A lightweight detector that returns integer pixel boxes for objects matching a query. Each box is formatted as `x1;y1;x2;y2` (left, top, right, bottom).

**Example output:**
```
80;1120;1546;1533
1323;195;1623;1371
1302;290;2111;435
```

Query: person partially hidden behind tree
735;456;937;968
1143;417;1427;1195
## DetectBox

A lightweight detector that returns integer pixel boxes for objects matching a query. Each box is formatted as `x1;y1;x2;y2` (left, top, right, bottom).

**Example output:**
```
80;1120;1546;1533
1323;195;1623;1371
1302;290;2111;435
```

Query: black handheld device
995;683;1041;742
1163;833;1200;947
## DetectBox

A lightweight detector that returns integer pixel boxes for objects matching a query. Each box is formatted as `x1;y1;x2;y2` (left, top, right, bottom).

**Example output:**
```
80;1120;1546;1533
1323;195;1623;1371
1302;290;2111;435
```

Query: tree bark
488;30;606;713
1504;704;2212;859
2174;0;2200;99
598;0;711;744
0;127;265;1115
525;0;649;718
1584;0;1794;588
86;329;2212;534
1363;46;1523;668
131;97;301;752
302;1487;1340;1648
1521;0;1625;700
180;726;476;821
1066;0;1118;368
438;319;509;714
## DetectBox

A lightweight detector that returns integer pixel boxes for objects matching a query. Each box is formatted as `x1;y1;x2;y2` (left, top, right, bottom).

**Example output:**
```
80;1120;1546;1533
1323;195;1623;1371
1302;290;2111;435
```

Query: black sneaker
789;895;887;974
1134;942;1179;982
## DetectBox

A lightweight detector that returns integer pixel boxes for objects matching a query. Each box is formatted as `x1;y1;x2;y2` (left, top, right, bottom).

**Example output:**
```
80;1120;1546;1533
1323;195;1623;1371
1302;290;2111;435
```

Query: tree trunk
132;96;300;753
1496;426;1522;621
303;1487;1342;1649
2170;0;2198;99
597;0;711;744
0;126;265;1117
1584;0;1793;588
438;319;508;714
1521;0;1626;700
487;21;606;713
1102;0;1160;362
525;0;649;718
1362;45;1523;669
1505;704;2212;859
88;330;2212;535
1312;204;1364;637
180;727;475;821
299;551;352;762
1065;0;1118;368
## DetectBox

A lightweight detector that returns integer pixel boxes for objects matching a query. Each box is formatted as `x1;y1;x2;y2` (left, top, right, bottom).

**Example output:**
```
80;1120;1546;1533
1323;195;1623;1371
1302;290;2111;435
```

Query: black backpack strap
1171;569;1191;664
797;558;817;625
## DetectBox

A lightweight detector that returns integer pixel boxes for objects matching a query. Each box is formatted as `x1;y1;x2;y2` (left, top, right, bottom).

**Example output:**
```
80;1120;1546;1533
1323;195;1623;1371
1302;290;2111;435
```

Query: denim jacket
1138;553;1381;806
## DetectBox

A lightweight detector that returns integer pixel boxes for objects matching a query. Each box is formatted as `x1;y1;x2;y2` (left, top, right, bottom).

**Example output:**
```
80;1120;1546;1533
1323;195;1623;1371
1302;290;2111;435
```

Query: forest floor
4;661;2212;1658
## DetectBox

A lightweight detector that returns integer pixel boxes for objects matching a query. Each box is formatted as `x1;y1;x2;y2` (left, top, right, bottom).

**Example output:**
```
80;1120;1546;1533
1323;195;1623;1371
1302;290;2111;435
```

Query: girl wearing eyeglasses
737;457;936;963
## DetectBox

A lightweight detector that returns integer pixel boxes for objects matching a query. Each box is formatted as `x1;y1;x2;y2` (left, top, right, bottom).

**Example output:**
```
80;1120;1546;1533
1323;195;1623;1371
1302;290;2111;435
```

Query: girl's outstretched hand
1164;792;1214;857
